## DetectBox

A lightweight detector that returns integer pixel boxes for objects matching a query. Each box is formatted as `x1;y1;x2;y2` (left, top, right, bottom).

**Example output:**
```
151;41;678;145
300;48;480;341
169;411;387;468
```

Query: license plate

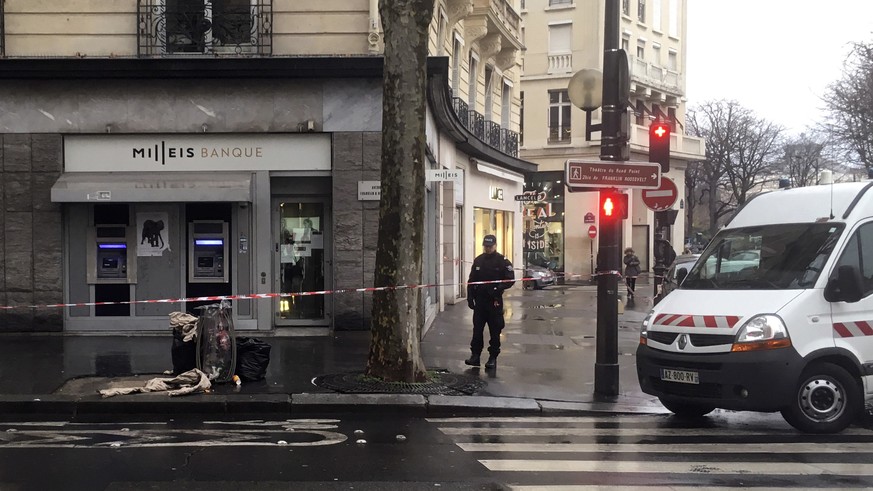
660;368;699;384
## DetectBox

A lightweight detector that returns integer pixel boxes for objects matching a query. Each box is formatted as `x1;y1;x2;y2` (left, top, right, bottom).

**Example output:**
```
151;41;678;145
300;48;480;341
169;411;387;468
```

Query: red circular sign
642;177;678;212
588;225;597;239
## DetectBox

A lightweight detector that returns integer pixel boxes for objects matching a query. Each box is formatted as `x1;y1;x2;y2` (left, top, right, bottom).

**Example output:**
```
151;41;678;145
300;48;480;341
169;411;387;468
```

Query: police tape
443;256;666;282
0;277;524;311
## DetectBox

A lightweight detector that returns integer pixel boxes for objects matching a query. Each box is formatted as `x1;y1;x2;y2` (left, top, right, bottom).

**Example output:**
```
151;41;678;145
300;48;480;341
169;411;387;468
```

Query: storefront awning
50;172;253;203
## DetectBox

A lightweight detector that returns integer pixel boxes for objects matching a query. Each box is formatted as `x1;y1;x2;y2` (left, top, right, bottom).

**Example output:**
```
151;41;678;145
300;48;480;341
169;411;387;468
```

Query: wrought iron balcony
137;0;272;57
451;97;519;157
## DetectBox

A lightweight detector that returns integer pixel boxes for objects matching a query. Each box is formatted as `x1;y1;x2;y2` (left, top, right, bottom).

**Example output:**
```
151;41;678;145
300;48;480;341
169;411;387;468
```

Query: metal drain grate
312;370;486;396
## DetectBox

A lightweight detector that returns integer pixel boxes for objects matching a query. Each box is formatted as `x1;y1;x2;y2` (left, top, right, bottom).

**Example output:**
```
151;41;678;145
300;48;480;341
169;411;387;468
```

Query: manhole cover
312;371;485;396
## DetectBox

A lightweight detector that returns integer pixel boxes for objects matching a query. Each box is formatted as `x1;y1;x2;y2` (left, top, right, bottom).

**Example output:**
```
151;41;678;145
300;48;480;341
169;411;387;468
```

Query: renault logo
678;334;688;350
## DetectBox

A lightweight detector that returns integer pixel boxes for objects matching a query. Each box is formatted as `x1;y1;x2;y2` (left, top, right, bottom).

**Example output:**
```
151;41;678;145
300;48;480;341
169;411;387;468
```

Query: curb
0;393;670;419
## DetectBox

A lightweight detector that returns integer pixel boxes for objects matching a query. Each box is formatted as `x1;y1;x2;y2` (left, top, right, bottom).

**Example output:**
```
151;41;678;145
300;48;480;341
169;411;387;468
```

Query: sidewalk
0;284;666;418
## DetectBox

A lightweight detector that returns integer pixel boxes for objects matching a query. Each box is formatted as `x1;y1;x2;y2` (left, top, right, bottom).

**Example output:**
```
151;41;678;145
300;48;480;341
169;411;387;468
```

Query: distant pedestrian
465;234;515;370
623;247;641;299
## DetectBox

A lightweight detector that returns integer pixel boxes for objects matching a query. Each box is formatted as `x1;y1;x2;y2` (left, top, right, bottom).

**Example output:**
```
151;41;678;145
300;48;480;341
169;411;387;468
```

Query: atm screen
197;256;215;268
102;258;119;269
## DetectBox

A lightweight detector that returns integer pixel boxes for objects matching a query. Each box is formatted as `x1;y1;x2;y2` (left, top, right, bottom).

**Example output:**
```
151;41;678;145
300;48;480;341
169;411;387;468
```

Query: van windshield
681;223;844;290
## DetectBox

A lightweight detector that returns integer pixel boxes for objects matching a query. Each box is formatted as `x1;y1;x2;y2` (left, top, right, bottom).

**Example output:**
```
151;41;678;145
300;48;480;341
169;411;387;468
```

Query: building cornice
427;57;536;175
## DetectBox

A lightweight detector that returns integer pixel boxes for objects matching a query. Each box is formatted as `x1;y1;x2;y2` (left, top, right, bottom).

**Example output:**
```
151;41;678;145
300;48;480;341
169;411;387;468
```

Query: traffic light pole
594;0;622;397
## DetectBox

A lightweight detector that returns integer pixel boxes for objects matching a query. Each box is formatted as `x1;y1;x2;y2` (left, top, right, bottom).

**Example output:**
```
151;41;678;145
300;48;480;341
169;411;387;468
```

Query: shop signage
490;187;504;201
426;169;462;182
357;181;381;201
64;134;331;172
514;191;547;202
566;159;661;189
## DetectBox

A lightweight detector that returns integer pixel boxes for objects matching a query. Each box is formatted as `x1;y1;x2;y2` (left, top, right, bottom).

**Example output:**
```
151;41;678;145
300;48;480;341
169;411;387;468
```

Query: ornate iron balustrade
500;128;519;157
138;0;272;57
451;97;519;157
484;121;501;149
469;110;485;140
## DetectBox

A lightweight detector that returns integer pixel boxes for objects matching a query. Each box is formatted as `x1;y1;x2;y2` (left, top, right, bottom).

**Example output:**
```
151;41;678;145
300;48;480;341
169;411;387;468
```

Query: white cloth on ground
98;369;211;398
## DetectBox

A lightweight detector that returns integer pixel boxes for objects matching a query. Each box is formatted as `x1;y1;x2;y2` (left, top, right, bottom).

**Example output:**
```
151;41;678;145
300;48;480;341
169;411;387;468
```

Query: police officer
465;234;515;369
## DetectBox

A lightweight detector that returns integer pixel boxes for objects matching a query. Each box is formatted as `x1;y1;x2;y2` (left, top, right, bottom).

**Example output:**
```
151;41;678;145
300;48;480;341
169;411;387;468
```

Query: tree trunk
365;0;434;383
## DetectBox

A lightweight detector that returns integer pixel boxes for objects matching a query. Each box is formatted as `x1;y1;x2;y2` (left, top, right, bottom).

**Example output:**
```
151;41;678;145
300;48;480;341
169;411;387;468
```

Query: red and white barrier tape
0;278;521;311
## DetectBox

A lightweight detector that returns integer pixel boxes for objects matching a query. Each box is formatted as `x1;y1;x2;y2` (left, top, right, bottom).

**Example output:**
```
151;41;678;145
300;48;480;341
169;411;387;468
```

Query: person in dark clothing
623;247;641;299
465;234;515;370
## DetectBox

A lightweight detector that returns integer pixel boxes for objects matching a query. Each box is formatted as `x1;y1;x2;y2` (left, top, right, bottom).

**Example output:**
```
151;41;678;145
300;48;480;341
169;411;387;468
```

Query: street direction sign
565;160;661;189
641;177;678;211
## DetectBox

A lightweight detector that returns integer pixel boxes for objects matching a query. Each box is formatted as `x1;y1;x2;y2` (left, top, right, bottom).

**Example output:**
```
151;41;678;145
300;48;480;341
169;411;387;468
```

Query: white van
637;182;873;433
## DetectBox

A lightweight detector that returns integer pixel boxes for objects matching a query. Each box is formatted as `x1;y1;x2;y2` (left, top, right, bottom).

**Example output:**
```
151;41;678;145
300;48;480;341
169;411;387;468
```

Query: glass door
274;199;329;326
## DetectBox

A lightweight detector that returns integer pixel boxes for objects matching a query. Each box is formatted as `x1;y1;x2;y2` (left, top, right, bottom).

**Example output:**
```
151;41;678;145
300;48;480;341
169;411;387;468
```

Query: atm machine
87;224;136;284
189;220;229;283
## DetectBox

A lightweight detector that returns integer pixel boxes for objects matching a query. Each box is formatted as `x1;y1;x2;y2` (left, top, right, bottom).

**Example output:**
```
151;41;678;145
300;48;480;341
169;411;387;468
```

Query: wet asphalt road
2;412;873;490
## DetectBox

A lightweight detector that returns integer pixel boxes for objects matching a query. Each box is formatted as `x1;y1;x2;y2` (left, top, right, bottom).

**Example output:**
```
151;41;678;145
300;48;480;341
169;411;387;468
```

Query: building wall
2;0;371;57
520;0;700;272
0;134;64;331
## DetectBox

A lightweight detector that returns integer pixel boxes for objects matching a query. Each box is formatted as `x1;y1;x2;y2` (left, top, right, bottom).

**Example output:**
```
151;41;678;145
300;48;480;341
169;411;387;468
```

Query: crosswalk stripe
427;416;669;424
508;487;859;491
438;426;872;436
457;442;873;453
480;459;873;475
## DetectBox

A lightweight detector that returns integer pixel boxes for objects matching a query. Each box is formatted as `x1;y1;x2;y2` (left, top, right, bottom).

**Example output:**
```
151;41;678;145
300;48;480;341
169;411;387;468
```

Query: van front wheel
780;363;861;434
659;398;715;418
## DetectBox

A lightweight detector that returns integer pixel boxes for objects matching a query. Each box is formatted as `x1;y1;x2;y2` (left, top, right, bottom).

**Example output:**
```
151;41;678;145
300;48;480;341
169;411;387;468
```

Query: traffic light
649;121;671;172
599;190;628;221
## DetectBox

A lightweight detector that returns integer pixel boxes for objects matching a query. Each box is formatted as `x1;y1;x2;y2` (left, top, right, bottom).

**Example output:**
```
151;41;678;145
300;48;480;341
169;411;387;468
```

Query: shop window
473;207;514;260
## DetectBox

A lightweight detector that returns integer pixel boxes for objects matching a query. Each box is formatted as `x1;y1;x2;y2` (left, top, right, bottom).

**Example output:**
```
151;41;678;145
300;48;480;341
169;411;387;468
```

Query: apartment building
519;0;704;279
0;0;529;334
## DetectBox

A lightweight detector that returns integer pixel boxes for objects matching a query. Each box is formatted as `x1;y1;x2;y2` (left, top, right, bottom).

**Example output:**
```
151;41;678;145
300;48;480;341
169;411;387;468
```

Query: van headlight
639;311;653;345
732;314;791;352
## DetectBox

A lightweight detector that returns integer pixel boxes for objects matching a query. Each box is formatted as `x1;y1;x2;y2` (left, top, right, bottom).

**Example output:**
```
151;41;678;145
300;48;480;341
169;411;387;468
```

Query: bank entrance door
274;199;330;326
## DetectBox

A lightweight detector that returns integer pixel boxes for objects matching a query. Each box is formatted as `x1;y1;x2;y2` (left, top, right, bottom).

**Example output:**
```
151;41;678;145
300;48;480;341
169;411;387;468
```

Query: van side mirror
676;267;689;285
824;265;864;303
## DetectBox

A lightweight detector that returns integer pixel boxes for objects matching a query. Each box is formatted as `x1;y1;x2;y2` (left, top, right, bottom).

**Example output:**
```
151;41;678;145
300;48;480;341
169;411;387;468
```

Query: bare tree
822;40;873;171
781;132;826;187
687;100;784;236
366;0;434;383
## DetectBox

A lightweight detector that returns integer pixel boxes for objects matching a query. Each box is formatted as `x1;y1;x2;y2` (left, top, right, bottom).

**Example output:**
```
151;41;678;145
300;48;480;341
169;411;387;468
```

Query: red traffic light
599;191;628;220
649;121;671;172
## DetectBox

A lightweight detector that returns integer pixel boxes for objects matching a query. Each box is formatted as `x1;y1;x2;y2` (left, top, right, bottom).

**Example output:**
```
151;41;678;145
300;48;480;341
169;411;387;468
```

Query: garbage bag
171;329;197;376
235;337;271;382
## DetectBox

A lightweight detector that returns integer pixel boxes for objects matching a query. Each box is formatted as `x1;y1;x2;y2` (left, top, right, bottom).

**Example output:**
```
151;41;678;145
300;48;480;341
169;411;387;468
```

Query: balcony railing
137;0;272;57
451;97;519;157
548;53;572;74
629;56;682;94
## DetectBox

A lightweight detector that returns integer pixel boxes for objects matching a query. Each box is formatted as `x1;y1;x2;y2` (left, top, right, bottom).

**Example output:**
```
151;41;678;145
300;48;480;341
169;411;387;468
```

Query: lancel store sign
64;134;331;172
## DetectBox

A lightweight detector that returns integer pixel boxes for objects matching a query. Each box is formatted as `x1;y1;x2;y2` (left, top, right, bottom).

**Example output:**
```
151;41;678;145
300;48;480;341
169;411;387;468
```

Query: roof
728;182;873;228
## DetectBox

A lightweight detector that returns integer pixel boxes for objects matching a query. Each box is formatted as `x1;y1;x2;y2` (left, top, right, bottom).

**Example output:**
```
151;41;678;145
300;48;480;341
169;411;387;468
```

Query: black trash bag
171;329;197;376
235;337;271;382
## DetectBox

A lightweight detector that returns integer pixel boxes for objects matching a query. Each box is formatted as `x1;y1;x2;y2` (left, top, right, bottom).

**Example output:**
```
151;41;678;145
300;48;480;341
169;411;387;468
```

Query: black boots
464;353;481;366
484;354;498;369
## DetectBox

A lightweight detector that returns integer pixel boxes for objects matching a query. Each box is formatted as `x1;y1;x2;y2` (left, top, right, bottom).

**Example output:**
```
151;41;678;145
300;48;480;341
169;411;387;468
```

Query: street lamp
568;69;603;141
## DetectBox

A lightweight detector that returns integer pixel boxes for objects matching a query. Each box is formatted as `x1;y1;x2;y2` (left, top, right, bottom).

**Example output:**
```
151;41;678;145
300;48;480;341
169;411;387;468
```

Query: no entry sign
642;177;678;211
588;225;597;239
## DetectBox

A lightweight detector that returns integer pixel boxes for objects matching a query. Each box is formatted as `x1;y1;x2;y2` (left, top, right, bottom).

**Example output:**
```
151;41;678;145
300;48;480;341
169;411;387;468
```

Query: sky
685;1;873;135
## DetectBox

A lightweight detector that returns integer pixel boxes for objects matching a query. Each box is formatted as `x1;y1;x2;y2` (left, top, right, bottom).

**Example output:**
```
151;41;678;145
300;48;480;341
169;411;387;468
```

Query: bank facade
0;0;530;334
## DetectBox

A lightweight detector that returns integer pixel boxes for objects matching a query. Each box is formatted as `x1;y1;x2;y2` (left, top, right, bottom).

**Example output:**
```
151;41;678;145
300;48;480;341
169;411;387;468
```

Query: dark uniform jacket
467;252;515;302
